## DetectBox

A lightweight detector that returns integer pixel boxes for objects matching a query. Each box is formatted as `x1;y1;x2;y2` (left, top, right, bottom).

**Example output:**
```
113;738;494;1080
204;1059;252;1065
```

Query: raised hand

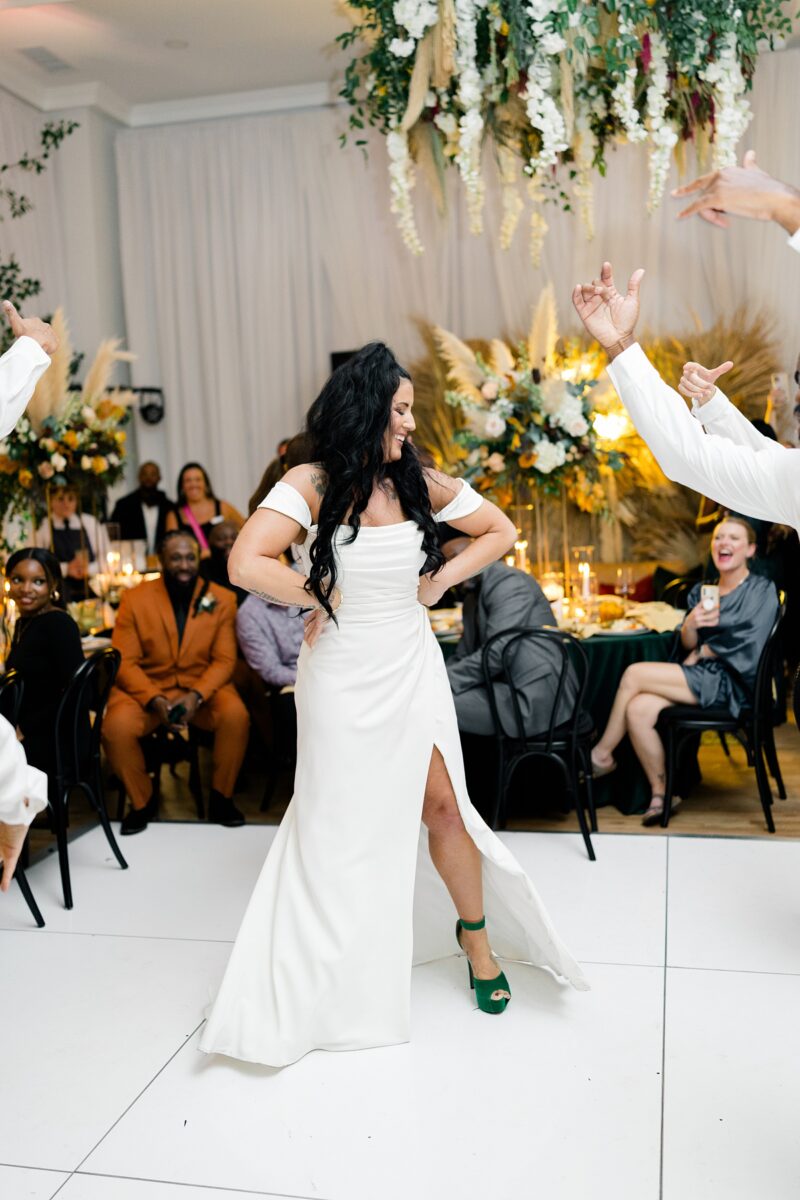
672;150;800;234
678;360;734;405
571;262;645;358
2;300;58;355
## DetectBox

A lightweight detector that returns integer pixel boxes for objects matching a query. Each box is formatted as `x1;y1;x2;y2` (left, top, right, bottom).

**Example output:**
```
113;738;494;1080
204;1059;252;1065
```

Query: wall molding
0;71;338;127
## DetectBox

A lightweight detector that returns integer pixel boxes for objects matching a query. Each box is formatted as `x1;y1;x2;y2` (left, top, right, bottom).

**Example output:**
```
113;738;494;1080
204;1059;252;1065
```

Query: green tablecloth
438;628;676;815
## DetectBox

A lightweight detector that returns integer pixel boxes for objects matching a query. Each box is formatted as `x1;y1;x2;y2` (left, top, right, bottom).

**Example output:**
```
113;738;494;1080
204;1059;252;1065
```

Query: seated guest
591;517;779;825
102;531;250;834
236;585;305;689
35;485;109;602
4;548;85;777
441;526;575;737
199;520;247;606
109;461;177;558
165;462;245;554
248;433;315;515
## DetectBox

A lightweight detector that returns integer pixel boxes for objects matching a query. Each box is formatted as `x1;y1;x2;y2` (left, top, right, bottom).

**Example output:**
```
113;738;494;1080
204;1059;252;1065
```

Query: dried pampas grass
81;338;135;406
26;308;72;432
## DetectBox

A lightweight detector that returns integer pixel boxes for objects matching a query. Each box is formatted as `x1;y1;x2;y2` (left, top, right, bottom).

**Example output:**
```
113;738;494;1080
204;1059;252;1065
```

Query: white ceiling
1;2;797;128
0;0;353;124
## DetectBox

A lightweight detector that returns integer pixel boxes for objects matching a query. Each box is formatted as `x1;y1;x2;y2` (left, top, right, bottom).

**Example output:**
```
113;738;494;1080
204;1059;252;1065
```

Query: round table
438;628;677;815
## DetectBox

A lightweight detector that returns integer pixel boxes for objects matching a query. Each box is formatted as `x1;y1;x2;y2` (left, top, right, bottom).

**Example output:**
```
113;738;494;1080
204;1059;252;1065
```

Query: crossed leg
421;745;508;996
591;662;697;817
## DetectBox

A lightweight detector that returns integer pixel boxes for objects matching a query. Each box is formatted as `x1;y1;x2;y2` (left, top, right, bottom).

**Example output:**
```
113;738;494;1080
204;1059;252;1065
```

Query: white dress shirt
0;336;50;440
607;343;800;534
141;501;160;554
0;716;47;825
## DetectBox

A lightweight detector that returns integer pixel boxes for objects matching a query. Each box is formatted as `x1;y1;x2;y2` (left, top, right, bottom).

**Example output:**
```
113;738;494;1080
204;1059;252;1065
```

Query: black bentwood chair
657;600;787;831
0;670;44;927
52;647;127;908
482;627;597;861
115;726;206;821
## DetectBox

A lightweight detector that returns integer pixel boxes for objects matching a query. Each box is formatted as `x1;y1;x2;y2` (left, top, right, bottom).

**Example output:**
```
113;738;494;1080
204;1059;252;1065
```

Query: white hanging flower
51;452;67;472
701;31;752;169
645;31;678;211
454;0;486;234
386;129;424;255
613;64;647;143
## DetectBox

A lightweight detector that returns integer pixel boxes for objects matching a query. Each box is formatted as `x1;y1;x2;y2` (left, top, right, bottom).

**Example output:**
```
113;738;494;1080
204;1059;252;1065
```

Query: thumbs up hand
2;300;58;355
678;360;734;406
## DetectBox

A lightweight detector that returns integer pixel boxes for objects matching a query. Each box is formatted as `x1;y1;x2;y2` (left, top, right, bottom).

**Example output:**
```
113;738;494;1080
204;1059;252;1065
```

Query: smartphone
168;702;187;724
700;584;720;612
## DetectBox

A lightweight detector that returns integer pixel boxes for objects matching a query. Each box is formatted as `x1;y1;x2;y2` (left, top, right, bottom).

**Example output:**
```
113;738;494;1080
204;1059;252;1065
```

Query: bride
199;342;587;1067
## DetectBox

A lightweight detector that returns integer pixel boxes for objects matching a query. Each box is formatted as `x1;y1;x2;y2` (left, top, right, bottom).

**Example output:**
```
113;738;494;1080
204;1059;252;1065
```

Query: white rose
81;405;96;424
108;452;120;466
389;37;415;57
481;380;499;401
566;417;589;437
81;455;92;470
483;412;507;439
486;452;505;473
51;452;66;472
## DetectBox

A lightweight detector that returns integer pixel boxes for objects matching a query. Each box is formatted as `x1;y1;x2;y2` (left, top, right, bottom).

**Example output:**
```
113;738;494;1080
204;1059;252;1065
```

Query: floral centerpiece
436;286;622;514
337;1;790;258
0;310;134;544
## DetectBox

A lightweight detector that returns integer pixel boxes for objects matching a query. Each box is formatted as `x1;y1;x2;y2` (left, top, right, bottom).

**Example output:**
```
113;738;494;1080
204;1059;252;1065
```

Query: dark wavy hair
5;547;66;609
177;461;216;507
303;341;444;617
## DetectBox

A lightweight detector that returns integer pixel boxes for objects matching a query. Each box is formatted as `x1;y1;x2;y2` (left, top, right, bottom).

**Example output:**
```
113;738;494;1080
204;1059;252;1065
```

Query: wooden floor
29;722;800;864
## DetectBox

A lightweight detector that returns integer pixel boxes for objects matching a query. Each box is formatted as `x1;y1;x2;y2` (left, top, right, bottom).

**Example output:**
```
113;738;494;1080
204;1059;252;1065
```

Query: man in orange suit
103;530;250;834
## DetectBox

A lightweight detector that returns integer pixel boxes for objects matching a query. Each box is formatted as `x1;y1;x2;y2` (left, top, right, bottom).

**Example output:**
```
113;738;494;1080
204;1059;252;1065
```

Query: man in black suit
110;462;177;557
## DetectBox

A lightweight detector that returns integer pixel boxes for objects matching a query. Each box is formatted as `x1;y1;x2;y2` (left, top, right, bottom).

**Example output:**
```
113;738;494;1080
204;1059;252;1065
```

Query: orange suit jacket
111;577;238;709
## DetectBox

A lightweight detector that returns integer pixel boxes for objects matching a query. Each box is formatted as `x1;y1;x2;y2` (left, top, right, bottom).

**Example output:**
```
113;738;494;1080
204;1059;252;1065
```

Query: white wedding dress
199;478;588;1067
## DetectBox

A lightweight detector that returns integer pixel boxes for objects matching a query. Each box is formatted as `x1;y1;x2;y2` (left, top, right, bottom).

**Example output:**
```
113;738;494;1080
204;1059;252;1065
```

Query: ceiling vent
19;45;74;73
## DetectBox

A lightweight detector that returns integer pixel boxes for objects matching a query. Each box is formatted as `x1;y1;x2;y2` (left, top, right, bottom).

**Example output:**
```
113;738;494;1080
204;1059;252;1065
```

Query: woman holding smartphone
591;517;779;824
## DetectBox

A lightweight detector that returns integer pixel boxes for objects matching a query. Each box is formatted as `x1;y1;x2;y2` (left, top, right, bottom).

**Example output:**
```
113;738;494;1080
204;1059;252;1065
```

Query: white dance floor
2;823;799;1200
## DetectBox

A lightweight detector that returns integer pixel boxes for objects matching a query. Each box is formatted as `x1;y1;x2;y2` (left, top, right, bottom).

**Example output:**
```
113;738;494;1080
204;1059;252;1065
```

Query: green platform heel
455;916;511;1014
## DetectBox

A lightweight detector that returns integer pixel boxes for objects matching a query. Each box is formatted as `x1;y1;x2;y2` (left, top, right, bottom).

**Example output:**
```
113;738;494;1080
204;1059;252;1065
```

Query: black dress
6;608;85;776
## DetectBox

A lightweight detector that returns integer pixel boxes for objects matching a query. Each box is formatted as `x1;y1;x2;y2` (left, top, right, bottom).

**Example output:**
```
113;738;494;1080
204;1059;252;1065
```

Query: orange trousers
103;684;250;810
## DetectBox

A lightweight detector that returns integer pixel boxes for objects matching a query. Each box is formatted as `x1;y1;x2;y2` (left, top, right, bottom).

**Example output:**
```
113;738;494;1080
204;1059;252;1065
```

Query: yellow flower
40;437;57;453
91;455;108;474
63;430;79;449
116;431;127;444
509;433;521;451
0;455;15;474
500;20;509;35
18;468;33;489
96;399;115;420
519;450;536;469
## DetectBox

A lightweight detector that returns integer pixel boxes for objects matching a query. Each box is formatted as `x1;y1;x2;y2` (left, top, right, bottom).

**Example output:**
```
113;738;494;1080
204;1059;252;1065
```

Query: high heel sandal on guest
590;752;617;779
455;916;511;1015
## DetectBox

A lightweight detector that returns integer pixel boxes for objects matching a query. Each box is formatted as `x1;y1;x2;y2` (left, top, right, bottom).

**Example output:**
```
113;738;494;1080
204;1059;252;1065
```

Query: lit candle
514;539;528;573
578;561;591;600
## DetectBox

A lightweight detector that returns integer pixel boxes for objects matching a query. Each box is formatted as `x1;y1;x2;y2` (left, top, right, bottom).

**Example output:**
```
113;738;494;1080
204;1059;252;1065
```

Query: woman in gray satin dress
591;517;779;825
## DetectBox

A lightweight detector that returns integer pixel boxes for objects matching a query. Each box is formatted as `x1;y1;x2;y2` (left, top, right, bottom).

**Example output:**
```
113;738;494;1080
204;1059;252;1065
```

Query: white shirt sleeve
0;337;50;440
689;387;774;452
788;227;800;254
606;343;800;531
0;715;48;826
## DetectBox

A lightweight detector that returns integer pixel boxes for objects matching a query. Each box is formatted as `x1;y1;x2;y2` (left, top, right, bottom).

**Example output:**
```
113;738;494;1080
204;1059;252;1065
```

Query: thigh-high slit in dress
199;478;588;1067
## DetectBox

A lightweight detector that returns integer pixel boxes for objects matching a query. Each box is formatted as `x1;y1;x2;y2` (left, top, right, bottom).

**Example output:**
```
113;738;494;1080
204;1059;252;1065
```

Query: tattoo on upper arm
251;588;293;607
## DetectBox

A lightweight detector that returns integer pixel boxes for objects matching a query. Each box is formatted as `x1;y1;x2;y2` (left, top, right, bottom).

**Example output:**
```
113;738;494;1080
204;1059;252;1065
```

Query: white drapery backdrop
116;49;800;511
0;90;69;334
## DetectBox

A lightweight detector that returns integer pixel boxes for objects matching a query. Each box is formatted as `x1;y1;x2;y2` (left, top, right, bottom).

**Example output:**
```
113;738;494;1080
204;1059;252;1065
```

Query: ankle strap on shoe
458;916;486;931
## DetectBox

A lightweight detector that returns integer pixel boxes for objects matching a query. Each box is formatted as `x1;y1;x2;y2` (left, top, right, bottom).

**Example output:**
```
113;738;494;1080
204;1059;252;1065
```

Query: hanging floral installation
337;1;790;259
0;310;134;542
